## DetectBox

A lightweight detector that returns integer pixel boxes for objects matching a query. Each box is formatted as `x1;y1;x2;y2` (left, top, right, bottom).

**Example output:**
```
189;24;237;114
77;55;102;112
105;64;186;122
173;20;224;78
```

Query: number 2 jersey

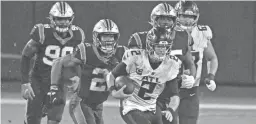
189;25;213;86
119;49;182;115
29;24;84;83
74;43;126;105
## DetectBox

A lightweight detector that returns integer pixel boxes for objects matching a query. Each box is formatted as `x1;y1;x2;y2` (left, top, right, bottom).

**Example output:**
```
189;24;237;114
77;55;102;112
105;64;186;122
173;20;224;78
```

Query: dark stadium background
2;1;256;85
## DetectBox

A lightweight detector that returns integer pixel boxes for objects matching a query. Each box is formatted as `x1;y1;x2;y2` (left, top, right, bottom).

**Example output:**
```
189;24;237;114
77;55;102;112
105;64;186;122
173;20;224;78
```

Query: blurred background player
48;19;127;124
127;3;196;124
20;1;85;124
106;23;184;124
174;1;219;124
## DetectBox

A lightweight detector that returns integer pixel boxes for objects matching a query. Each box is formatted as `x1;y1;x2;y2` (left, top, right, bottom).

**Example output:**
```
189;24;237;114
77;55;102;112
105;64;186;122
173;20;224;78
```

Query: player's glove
180;74;195;89
204;73;216;91
161;108;175;122
47;85;65;106
21;83;35;100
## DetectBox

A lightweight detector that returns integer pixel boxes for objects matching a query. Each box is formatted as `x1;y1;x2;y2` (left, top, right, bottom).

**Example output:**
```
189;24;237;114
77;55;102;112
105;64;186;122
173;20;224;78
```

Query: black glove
47;85;65;106
204;73;215;85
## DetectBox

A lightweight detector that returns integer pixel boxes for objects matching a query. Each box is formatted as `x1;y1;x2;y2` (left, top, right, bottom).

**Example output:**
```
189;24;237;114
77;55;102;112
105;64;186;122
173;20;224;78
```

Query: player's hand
111;85;132;99
180;74;195;89
21;83;35;100
107;57;119;67
204;73;216;91
162;110;173;122
47;85;64;106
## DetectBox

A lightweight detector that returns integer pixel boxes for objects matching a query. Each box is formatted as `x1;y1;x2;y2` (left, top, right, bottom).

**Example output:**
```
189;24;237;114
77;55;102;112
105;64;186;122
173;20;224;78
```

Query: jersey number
90;68;109;92
43;45;74;66
138;81;157;100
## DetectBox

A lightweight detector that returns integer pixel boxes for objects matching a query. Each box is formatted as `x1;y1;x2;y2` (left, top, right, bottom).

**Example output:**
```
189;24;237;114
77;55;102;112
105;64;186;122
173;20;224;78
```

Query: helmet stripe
108;19;112;30
163;3;167;13
105;19;109;31
59;2;63;15
167;4;170;13
63;2;66;14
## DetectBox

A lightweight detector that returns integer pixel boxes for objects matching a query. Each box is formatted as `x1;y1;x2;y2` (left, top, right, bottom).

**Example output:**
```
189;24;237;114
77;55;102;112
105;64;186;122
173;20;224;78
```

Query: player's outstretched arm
203;40;218;91
48;53;81;106
20;39;40;100
51;54;81;86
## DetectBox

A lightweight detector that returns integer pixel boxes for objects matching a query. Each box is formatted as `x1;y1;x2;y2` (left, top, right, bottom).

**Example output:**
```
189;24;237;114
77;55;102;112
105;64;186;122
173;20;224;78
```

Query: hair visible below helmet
146;28;174;63
175;0;199;30
150;3;177;30
93;19;120;57
49;2;74;33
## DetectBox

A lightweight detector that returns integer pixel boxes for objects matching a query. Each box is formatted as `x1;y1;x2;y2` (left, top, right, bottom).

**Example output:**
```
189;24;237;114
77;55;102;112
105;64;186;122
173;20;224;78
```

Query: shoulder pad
43;24;51;28
70;25;80;31
30;23;45;44
71;25;86;43
122;49;142;61
174;25;184;32
116;45;128;51
76;43;87;63
128;31;147;49
197;25;213;40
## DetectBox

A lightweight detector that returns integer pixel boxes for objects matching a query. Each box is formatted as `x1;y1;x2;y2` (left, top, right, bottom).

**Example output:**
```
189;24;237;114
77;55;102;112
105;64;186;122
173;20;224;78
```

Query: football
115;76;135;94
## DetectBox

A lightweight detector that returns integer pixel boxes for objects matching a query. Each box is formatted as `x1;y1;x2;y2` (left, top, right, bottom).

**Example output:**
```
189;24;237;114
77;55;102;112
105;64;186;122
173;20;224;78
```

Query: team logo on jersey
142;76;160;83
136;68;143;75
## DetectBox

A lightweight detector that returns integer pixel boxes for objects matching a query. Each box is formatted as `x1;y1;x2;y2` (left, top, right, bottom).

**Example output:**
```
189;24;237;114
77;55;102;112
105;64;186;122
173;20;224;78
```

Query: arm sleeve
111;62;128;78
20;40;40;84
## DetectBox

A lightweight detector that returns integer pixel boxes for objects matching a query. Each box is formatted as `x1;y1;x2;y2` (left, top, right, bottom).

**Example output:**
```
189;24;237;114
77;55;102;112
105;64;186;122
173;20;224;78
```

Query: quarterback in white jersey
106;25;183;124
120;49;181;115
174;1;219;124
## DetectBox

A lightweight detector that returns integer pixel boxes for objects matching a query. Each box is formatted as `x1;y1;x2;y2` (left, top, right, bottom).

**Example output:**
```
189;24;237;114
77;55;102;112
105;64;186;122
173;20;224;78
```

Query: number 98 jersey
30;23;84;82
74;43;126;105
121;49;182;115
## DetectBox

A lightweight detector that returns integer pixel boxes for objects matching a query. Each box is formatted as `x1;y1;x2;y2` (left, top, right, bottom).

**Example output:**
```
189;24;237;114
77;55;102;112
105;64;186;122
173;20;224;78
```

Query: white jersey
121;49;182;115
190;25;213;86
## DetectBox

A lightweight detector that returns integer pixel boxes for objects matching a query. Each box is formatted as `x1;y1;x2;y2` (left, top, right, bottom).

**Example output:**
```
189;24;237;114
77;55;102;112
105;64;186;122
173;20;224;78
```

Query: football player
174;1;218;124
20;2;85;124
127;3;196;124
106;26;185;124
48;19;126;124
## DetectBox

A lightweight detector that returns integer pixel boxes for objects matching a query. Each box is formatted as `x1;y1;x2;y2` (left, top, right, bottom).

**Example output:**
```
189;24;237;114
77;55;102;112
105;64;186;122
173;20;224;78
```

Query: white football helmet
49;2;74;33
93;19;120;57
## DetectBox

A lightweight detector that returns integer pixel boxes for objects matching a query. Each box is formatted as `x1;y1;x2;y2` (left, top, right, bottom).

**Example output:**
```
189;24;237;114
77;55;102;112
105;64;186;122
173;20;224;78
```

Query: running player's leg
24;78;46;124
69;93;87;124
93;103;104;124
178;87;199;124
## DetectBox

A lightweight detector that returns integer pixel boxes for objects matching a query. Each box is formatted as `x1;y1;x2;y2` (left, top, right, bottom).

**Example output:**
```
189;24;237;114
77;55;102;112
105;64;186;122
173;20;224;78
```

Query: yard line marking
1;99;256;110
